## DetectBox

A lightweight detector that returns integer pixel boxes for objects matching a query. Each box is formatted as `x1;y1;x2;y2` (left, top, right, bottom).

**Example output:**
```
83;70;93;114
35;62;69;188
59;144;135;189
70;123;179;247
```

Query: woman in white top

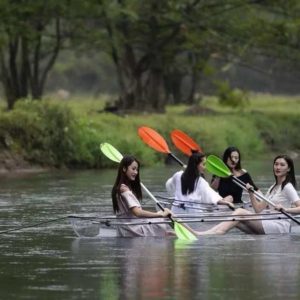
166;152;234;215
197;154;300;235
112;155;172;237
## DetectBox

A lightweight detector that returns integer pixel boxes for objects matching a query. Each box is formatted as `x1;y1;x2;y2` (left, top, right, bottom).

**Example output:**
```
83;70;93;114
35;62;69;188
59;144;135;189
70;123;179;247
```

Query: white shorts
262;219;291;234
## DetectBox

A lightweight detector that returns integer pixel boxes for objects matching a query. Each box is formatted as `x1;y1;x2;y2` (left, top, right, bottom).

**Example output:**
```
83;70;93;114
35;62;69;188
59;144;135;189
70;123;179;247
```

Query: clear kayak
68;210;300;238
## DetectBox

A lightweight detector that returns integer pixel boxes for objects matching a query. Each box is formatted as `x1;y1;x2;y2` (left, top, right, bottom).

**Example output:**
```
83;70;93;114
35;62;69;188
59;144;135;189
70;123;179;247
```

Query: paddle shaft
231;176;300;225
0;216;68;235
168;153;185;166
141;183;177;224
142;182;198;241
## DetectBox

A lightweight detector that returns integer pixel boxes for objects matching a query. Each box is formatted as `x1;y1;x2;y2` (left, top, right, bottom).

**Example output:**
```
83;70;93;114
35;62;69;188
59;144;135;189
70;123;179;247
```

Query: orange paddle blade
138;126;170;154
170;129;202;156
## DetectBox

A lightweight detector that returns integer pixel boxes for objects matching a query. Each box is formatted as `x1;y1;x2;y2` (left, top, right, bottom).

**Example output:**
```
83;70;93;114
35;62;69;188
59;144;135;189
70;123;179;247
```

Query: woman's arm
210;176;220;190
121;184;173;218
246;183;267;213
284;200;300;214
243;171;259;191
274;184;300;214
275;200;300;214
217;196;235;210
131;207;172;218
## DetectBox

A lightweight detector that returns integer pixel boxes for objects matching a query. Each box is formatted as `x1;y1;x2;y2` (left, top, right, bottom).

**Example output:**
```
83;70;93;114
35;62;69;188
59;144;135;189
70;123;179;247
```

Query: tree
1;0;300;112
96;0;185;112
95;0;300;111
0;0;73;109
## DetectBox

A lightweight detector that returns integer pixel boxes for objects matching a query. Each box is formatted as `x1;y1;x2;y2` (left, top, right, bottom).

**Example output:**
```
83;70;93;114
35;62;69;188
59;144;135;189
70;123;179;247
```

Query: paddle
138;126;185;166
100;142;198;241
170;129;203;156
206;154;300;225
0;216;68;235
138;127;235;211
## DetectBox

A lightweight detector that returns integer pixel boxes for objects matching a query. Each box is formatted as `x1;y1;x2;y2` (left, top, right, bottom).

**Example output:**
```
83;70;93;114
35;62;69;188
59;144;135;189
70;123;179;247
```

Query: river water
0;160;300;300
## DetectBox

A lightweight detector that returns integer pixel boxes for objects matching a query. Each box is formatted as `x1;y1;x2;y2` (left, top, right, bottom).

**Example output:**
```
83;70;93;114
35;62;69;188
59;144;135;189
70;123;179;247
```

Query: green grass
70;94;300;157
45;92;300;117
53;92;300;160
0;93;299;168
201;93;300;115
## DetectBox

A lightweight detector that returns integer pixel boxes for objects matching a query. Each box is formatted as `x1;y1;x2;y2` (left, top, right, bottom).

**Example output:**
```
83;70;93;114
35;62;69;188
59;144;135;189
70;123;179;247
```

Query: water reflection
0;163;300;299
71;237;176;299
69;234;300;300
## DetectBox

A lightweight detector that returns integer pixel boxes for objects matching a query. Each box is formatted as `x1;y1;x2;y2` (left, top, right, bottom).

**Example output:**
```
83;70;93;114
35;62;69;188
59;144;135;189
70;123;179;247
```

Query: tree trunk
20;37;29;98
146;68;166;112
0;36;30;110
165;70;183;105
185;71;197;105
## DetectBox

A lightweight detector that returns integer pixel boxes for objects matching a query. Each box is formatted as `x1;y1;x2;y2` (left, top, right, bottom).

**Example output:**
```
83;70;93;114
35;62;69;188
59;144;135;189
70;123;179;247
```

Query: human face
197;157;206;174
273;158;290;179
226;151;239;169
124;161;139;181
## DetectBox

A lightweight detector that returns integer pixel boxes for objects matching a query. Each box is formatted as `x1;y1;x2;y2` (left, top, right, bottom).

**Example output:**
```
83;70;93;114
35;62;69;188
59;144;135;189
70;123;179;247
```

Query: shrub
0;100;101;167
215;80;249;108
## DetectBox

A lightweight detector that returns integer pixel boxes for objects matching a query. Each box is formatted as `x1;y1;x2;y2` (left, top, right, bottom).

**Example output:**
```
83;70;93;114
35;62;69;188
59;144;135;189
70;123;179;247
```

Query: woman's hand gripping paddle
206;155;300;225
100;142;198;241
138;126;186;167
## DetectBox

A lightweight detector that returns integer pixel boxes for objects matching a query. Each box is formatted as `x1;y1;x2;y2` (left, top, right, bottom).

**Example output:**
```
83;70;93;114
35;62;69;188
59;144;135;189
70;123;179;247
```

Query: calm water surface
0;160;300;300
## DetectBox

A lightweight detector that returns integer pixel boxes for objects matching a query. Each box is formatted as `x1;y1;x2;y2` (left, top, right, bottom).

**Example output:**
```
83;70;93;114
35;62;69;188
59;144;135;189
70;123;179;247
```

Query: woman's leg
224;195;234;203
236;219;265;234
196;208;264;235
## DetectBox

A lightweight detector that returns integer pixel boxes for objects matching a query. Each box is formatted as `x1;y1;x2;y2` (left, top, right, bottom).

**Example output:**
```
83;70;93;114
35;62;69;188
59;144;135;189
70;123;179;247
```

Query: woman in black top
211;146;259;204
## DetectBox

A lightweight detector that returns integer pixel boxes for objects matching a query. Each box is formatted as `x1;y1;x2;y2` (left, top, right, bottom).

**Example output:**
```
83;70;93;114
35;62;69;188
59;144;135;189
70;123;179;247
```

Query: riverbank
0;151;50;175
0;94;299;172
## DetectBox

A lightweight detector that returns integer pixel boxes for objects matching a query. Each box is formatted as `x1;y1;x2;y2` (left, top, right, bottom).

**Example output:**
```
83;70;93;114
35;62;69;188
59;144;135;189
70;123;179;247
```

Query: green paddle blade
206;155;231;178
174;222;198;241
100;143;123;163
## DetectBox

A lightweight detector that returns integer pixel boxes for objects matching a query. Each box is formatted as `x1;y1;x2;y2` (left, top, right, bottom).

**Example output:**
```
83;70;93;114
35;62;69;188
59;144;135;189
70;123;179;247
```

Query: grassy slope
63;93;300;160
0;93;299;168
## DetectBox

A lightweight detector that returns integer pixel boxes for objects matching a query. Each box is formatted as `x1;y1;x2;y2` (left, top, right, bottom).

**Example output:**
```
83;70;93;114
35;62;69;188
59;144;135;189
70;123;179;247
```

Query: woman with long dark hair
166;152;234;215
198;155;300;235
211;146;259;203
112;155;172;237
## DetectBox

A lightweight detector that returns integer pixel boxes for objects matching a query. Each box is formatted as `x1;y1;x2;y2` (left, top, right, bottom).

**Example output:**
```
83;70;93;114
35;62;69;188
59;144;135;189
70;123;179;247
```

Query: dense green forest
0;1;300;170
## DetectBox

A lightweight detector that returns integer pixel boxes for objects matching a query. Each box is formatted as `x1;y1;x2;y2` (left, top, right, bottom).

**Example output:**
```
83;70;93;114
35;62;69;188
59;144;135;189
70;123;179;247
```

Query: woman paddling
112;155;173;237
197;155;300;235
211;146;259;204
166;152;235;215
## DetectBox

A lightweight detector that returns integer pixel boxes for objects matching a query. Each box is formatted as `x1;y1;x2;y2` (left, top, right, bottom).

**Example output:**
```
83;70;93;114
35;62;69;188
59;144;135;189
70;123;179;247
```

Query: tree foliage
0;0;76;109
77;0;300;111
0;0;300;111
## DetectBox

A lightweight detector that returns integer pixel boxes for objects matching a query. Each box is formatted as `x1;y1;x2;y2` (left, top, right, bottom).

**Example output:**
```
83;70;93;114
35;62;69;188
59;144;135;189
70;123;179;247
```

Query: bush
0;100;101;167
253;112;300;151
215;80;249;108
